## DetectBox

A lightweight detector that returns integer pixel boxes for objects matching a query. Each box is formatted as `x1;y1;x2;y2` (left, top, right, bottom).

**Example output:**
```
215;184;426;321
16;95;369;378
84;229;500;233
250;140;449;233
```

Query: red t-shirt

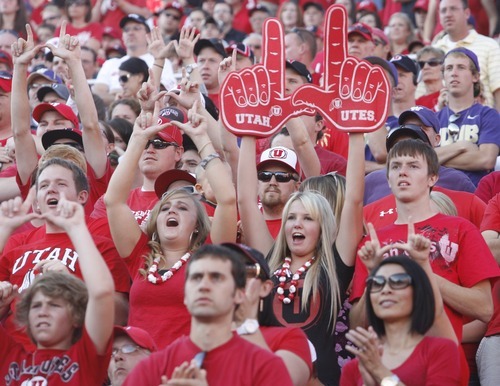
416;91;440;111
123;334;294;386
363;186;486;229
317;126;349;160
0;226;130;350
475;171;500;204
0;328;112;385
123;232;191;349
340;336;460;386
55;22;103;43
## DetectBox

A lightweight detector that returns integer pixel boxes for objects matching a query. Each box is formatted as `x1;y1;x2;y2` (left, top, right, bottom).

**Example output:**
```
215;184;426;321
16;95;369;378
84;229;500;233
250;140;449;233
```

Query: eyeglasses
366;273;413;293
448;113;460;136
111;344;141;358
373;39;387;47
119;73;132;83
51;142;84;152
257;171;299;183
145;138;177;150
164;12;181;21
418;59;442;68
245;263;262;279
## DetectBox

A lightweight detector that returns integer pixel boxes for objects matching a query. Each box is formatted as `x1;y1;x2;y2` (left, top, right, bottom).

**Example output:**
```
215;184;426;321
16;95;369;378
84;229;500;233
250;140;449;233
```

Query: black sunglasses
51;142;84;152
448;113;460;136
418;59;442;68
257;171;298;183
366;273;412;293
119;73;132;83
145;138;177;150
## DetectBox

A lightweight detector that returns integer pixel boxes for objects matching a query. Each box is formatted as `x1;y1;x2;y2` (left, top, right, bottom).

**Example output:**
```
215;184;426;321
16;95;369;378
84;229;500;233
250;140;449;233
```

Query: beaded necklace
147;252;191;284
276;256;316;304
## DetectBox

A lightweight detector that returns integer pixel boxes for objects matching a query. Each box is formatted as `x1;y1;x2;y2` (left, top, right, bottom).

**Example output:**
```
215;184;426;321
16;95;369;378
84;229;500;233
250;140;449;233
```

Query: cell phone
193;351;206;369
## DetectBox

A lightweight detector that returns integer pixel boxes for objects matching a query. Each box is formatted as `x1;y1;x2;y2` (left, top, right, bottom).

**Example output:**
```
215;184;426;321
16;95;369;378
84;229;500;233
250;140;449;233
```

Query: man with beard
256;146;301;239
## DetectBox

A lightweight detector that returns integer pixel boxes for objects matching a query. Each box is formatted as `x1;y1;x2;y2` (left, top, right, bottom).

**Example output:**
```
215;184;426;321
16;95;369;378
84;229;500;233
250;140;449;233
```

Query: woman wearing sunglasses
341;222;460;385
117;57;149;100
415;46;445;111
104;102;237;349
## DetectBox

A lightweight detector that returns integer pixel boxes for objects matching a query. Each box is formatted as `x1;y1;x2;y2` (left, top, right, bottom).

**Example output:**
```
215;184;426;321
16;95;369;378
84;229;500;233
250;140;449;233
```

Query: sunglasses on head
51;142;84;152
111;344;141;358
145;138;177;150
418;59;442;68
257;171;298;183
245;263;263;279
366;272;412;293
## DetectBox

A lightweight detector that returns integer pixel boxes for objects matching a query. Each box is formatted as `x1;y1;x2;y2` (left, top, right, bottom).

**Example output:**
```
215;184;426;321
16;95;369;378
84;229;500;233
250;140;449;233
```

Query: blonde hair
39;144;87;173
430;191;457;216
139;189;211;277
268;191;340;329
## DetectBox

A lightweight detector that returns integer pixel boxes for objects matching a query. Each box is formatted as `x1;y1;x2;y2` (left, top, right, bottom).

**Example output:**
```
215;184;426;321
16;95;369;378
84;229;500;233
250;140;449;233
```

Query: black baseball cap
120;14;151;32
194;38;228;58
286;60;312;83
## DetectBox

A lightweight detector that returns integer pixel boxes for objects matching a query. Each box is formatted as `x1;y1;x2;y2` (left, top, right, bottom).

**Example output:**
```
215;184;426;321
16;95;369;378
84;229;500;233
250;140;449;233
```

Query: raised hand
165;70;203;110
45;21;81;62
357;223;393;272
219;18;314;138
391;217;431;265
41;191;86;232
137;68;166;112
147;26;173;60
172;26;200;61
292;5;390;132
345;326;383;385
11;24;44;66
0;281;19;310
171;100;208;141
0;189;40;233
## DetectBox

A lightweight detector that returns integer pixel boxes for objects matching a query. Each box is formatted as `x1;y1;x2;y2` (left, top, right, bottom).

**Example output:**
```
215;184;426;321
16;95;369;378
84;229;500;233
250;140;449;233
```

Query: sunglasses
245;263;262;279
119;73;132;83
111;344;141;358
418;59;442;68
448;113;460;136
257;171;299;183
51;142;84;152
366;273;412;293
164;12;181;21
145;138;177;150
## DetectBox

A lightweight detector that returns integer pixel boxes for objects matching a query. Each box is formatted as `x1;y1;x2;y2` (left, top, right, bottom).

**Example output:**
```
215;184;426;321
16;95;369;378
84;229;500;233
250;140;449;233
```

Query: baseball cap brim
386;125;431;151
194;39;228;58
154;169;196;198
41;128;83;150
113;326;157;353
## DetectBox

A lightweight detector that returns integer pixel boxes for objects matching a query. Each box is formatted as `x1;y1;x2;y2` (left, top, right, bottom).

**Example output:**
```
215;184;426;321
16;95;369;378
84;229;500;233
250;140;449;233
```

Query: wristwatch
185;63;198;76
236;319;259;335
381;375;400;386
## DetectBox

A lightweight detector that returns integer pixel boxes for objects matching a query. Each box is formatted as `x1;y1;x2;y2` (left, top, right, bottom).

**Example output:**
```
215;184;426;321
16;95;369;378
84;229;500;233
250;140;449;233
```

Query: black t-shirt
268;244;354;386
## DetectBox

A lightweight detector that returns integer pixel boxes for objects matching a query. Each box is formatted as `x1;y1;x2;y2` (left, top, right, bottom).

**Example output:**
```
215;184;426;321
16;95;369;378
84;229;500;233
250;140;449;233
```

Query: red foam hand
219;19;313;138
292;5;390;132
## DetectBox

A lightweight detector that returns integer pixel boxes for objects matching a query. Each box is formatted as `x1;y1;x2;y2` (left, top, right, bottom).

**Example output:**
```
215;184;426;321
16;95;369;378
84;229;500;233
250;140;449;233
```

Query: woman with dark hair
340;222;460;385
0;0;28;38
55;0;102;52
108;98;141;124
116;57;149;100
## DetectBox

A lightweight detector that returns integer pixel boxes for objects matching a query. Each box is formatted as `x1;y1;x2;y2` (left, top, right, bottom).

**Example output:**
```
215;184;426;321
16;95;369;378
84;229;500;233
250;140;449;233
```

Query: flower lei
147;252;191;284
276;256;316;304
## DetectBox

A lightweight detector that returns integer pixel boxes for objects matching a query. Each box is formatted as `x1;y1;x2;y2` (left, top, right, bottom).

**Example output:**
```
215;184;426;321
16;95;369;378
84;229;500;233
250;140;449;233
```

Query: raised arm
237;136;274;255
285;117;320;178
172;101;237;243
42;194;114;354
46;23;108;178
104;112;168;257
11;24;42;184
336;132;365;267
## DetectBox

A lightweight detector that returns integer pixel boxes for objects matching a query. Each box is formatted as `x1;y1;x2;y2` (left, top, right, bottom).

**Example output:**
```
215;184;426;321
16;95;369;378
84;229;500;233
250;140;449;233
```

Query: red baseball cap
0;71;12;92
154;169;196;198
32;102;80;130
157;106;187;146
113;326;157;352
348;23;373;42
0;50;12;71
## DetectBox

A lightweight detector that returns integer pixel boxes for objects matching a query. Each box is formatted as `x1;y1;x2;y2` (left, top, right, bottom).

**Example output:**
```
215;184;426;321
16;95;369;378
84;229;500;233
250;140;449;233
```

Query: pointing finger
261;18;285;96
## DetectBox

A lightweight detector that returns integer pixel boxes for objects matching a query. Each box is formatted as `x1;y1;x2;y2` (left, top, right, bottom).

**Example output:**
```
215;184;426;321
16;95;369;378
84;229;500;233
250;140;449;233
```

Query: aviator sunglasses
417;59;442;68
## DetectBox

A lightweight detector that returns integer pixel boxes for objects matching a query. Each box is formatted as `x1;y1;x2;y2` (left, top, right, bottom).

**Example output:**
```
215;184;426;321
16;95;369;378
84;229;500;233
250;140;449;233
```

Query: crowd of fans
0;0;500;385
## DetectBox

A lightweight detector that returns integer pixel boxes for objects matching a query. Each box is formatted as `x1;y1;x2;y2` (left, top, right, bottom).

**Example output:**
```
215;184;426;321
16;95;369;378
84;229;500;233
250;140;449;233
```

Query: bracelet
198;141;213;154
200;153;221;170
154;63;164;69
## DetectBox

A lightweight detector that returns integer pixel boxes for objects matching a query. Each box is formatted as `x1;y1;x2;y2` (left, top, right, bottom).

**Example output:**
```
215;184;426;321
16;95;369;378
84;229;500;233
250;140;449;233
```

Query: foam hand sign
293;5;390;132
219;18;314;138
